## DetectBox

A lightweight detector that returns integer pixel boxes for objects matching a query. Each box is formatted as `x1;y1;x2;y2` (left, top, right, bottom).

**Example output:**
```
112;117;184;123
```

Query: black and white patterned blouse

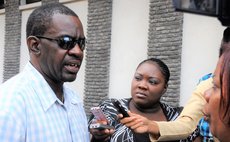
89;98;185;142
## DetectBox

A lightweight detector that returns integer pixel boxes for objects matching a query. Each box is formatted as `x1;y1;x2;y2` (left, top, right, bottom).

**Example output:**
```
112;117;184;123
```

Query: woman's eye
212;84;219;91
149;79;157;85
212;85;216;90
134;76;142;81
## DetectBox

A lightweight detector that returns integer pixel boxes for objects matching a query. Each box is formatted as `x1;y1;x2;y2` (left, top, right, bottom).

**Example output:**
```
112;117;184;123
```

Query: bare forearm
149;78;212;141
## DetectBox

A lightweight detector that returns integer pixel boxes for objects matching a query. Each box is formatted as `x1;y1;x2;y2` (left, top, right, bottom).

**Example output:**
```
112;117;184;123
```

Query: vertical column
84;0;113;116
3;0;21;82
148;0;183;106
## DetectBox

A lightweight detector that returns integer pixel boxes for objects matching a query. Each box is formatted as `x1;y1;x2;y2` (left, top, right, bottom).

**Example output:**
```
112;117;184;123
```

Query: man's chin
63;74;77;82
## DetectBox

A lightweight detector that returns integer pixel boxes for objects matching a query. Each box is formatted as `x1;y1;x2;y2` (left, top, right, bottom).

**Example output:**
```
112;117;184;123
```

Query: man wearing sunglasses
0;3;89;142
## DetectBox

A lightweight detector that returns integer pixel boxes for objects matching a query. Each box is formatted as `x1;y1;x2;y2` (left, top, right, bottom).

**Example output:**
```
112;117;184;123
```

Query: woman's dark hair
137;58;170;84
26;3;78;37
223;27;230;43
219;27;230;57
219;49;230;126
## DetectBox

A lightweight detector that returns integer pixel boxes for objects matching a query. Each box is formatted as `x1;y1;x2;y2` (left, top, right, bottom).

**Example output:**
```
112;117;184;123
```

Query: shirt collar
63;84;82;106
25;62;82;111
25;62;61;111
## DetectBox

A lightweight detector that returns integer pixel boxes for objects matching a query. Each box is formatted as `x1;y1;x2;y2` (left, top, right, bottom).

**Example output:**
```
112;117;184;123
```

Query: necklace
135;104;161;113
130;99;161;113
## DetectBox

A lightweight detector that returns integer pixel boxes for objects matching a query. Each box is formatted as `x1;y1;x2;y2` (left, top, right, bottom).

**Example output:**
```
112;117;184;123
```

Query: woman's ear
162;84;168;94
27;36;40;55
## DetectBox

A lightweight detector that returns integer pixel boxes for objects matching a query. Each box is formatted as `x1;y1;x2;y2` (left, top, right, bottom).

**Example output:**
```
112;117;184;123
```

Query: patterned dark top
89;98;184;142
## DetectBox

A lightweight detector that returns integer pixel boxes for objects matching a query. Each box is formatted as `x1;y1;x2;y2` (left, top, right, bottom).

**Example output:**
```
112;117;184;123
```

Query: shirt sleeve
150;78;212;141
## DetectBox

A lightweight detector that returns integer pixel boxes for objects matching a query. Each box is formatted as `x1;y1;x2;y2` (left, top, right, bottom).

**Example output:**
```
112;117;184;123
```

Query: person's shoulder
1;63;45;95
161;102;182;112
0;72;31;95
160;102;181;120
118;98;130;104
114;98;130;107
98;98;130;112
0;74;30;115
195;76;213;93
99;98;130;105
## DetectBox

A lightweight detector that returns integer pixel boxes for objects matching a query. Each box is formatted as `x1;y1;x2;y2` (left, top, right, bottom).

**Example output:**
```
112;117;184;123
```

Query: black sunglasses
35;35;86;51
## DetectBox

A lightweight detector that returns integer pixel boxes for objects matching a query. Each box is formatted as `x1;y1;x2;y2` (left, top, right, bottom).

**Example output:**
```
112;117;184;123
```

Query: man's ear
27;36;40;55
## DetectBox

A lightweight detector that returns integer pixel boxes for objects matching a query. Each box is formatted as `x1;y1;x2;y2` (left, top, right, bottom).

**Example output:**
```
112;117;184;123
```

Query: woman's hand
119;111;160;138
119;111;150;133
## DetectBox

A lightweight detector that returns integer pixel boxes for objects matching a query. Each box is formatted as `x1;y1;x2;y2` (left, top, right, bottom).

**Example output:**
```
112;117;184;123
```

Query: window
26;0;41;4
0;0;4;9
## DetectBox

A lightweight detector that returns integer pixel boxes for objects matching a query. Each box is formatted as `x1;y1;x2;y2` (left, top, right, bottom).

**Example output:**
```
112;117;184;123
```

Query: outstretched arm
151;78;212;141
119;112;160;139
120;78;212;141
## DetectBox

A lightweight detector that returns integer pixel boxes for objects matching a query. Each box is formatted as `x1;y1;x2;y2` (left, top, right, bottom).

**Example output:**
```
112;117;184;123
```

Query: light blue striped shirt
0;62;90;142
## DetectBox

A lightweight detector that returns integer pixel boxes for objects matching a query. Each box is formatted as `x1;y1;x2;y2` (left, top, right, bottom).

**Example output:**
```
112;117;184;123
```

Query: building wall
84;0;113;115
0;0;227;110
180;13;225;105
109;0;149;101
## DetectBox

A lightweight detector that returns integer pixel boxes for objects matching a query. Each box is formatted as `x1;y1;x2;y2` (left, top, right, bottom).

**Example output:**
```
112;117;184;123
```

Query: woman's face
203;57;230;142
131;62;166;108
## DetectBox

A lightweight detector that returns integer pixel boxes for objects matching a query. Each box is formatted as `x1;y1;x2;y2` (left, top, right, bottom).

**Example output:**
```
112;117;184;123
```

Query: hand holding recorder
112;99;129;117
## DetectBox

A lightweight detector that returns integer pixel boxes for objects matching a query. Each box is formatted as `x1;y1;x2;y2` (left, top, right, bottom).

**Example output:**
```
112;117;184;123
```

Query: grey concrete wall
3;0;21;82
84;0;113;116
42;0;58;4
148;0;183;107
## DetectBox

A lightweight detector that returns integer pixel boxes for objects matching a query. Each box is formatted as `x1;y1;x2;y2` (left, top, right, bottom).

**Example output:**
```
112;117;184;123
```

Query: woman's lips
136;92;147;98
202;111;210;121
